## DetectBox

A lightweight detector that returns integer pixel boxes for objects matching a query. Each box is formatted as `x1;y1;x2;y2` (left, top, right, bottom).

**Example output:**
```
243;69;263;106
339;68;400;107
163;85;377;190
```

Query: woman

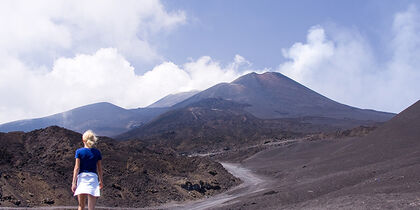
71;130;103;210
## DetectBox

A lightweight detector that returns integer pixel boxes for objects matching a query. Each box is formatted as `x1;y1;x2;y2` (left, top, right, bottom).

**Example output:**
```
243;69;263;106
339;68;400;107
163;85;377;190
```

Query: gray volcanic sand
214;101;420;209
217;139;419;209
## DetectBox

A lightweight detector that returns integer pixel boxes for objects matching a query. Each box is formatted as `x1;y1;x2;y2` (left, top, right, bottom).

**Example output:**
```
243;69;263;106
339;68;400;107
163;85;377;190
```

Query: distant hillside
0;102;168;137
118;72;395;151
118;98;355;152
0;72;395;139
148;90;200;108
0;126;239;208
175;72;394;122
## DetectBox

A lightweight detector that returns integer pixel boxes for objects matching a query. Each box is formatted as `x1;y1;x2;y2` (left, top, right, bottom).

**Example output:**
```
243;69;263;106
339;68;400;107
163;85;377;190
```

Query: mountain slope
0;126;239;208
0;102;168;137
148;90;199;108
118;98;347;152
175;72;394;122
118;72;396;151
221;100;420;209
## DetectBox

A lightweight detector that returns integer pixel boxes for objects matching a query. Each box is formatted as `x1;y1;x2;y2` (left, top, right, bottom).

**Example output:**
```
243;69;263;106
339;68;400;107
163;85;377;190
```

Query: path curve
162;162;269;210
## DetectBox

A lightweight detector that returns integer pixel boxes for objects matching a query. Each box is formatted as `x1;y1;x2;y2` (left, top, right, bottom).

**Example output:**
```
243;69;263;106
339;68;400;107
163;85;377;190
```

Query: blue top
75;148;102;174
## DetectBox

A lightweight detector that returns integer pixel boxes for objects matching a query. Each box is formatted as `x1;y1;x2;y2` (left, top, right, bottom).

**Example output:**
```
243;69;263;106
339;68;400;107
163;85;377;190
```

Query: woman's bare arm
71;158;80;192
97;160;103;189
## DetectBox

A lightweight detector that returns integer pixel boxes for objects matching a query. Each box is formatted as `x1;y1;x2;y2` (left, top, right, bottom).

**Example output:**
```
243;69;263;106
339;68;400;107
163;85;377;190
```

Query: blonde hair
83;130;98;148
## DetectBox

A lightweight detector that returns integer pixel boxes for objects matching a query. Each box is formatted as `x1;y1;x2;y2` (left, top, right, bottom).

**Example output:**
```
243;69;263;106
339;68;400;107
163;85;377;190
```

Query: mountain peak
234;72;288;81
173;71;394;122
232;72;299;90
73;102;125;111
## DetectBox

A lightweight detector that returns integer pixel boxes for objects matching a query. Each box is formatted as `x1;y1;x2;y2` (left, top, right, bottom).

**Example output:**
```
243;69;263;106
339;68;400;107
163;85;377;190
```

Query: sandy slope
216;101;420;210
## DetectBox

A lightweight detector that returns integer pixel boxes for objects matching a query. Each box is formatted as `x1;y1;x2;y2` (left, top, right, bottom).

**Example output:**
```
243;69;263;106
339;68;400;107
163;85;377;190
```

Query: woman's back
75;147;102;174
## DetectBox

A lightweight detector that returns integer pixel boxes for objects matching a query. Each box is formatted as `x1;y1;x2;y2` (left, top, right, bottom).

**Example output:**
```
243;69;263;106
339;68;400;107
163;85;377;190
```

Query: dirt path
161;162;269;210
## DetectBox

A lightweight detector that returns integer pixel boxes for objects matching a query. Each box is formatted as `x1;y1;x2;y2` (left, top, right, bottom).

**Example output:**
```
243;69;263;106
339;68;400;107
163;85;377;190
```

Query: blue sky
0;0;419;124
158;0;416;70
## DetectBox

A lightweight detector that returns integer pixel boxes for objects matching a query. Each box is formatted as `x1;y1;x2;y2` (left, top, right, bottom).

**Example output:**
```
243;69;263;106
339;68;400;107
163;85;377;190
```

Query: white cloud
0;0;253;124
0;48;253;123
0;0;187;123
0;0;185;65
278;6;420;113
181;55;253;92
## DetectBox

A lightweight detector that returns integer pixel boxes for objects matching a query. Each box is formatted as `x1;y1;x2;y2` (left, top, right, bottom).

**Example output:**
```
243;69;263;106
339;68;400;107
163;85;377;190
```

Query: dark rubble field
0;126;240;208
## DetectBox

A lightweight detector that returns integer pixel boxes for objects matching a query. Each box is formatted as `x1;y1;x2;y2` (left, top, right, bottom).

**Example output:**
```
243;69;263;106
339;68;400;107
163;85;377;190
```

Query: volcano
175;72;394;122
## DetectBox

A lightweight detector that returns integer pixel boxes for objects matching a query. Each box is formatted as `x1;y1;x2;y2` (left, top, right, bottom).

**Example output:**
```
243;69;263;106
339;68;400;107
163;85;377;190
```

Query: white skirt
74;172;100;197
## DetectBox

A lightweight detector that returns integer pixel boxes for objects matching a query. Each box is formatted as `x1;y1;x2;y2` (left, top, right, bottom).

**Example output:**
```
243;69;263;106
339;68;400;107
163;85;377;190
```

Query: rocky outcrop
181;181;222;194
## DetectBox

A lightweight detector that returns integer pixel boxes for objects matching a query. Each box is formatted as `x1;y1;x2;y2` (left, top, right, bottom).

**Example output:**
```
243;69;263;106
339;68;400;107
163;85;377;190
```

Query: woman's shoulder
75;147;86;152
91;147;101;153
91;148;102;159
